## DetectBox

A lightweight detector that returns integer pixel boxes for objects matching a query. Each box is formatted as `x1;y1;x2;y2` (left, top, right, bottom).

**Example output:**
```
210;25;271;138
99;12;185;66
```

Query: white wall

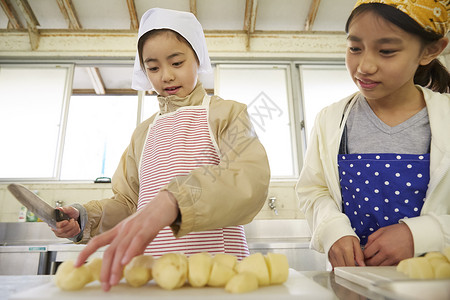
0;181;303;222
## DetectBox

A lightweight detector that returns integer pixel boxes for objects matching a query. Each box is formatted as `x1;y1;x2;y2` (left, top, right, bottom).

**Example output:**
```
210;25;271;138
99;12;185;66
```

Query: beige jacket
296;86;450;256
78;83;270;242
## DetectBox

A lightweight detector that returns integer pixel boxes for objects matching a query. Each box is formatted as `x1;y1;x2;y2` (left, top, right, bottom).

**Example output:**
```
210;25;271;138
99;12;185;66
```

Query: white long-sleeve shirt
296;86;450;256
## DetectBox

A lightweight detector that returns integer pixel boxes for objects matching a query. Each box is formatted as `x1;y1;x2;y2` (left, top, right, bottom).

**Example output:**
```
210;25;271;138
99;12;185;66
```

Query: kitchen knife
7;183;70;229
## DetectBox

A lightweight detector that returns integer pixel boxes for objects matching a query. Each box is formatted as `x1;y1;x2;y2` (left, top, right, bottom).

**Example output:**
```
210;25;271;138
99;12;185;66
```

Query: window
215;64;296;178
0;61;356;182
60;95;138;180
142;94;160;121
0;65;71;179
299;65;358;142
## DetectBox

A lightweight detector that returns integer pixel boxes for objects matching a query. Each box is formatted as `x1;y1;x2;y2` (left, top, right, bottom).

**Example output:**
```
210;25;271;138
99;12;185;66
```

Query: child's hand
74;190;179;292
328;236;365;268
52;206;80;238
363;223;414;266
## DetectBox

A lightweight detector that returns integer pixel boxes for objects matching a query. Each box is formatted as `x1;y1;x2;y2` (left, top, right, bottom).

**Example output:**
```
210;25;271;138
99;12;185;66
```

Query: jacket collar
157;82;206;114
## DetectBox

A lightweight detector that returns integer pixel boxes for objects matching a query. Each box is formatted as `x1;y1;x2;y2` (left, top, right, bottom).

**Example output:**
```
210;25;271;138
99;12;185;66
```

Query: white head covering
131;8;212;91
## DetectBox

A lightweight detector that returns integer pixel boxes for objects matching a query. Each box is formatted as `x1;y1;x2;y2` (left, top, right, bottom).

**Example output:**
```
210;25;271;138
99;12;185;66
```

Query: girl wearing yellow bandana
297;0;450;269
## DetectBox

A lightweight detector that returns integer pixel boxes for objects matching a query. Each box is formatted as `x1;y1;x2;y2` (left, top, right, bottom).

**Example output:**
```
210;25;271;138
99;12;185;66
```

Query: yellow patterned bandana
354;0;450;36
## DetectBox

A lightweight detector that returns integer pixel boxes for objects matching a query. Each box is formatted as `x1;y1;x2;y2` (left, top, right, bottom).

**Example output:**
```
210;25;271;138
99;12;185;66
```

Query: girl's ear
419;37;449;66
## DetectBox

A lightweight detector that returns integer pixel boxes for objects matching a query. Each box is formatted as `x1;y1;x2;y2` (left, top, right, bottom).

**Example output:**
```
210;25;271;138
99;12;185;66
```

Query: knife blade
7;183;70;229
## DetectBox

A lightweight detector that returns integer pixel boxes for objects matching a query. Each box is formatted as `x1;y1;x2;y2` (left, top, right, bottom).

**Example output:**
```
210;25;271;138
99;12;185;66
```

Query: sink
244;219;329;271
244;219;312;239
0;222;67;246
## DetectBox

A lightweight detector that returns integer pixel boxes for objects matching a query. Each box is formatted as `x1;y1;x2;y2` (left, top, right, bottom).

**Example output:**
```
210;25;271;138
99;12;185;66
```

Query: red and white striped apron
138;95;249;260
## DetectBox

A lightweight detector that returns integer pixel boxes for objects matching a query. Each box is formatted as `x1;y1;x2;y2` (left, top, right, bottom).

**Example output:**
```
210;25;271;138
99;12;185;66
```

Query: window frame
215;62;301;179
294;60;351;166
0;59;349;182
0;63;74;182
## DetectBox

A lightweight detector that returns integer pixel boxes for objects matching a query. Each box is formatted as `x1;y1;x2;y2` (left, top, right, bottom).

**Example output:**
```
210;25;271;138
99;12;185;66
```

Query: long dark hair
345;3;450;93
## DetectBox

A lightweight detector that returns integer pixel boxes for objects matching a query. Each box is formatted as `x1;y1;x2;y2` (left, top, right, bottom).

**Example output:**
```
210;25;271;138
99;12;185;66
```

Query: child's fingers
58;206;79;219
75;229;116;267
329;236;360;267
353;239;366;266
52;219;79;238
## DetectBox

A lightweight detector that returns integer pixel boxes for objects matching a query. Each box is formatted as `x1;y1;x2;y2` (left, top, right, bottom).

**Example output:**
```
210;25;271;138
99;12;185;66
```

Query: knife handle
54;209;71;222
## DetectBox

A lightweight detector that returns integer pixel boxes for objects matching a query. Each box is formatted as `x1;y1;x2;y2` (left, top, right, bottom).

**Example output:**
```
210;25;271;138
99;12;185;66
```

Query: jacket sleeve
295;103;357;254
163;98;270;237
401;213;450;256
399;163;450;255
399;165;449;256
400;88;450;255
78;118;152;242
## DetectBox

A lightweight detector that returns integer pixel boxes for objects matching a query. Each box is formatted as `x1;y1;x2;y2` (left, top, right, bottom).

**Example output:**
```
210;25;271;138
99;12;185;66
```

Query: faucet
268;197;278;215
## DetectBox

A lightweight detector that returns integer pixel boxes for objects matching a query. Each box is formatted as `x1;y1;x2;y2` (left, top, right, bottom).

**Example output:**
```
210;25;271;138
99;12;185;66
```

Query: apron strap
339;124;349;155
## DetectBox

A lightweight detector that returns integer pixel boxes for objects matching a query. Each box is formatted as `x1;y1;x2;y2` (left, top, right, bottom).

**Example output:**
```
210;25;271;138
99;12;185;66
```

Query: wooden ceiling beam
244;0;257;50
73;89;136;95
15;0;38;27
14;0;40;50
64;0;81;29
126;0;138;30
56;0;81;30
72;88;214;96
85;67;106;95
0;29;349;57
0;0;22;29
190;0;197;17
305;0;321;31
56;0;70;28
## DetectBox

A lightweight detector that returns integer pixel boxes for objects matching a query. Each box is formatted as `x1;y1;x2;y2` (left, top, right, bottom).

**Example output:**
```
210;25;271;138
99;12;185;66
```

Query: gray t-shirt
346;94;431;154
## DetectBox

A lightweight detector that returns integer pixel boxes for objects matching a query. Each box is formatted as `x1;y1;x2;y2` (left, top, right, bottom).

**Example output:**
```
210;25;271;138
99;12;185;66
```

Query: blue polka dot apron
338;153;430;245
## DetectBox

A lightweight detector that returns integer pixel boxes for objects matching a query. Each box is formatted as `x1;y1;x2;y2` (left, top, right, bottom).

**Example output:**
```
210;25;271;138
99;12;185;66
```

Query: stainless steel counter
244;220;329;271
0;223;69;275
0;223;67;246
46;244;105;274
1;220;328;275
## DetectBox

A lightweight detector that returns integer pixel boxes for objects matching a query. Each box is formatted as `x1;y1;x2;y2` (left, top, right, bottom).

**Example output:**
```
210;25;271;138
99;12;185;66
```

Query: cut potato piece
424;252;446;261
425;253;448;276
54;260;93;291
207;261;236;287
152;253;188;290
53;252;291;292
213;253;237;270
124;254;154;287
443;247;450;262
188;252;213;287
398;248;450;280
410;257;434;279
397;257;434;279
85;257;102;282
236;253;270;286
434;262;450;279
264;253;289;285
396;258;410;275
225;272;259;294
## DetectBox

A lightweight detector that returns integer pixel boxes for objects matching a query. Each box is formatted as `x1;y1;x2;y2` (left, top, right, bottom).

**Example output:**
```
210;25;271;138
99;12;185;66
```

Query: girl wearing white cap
296;0;450;268
53;8;270;290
